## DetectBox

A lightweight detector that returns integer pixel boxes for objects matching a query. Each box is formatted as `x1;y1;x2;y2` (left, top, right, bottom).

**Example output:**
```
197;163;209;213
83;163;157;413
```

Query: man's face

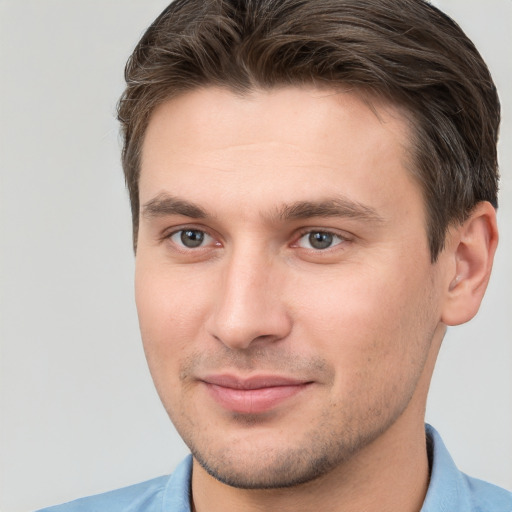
136;87;448;488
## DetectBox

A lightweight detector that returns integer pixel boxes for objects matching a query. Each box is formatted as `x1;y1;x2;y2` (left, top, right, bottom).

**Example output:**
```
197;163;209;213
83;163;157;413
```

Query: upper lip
201;374;312;390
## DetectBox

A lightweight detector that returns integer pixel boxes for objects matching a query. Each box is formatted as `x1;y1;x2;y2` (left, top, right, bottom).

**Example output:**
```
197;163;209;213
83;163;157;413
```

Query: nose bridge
207;242;290;349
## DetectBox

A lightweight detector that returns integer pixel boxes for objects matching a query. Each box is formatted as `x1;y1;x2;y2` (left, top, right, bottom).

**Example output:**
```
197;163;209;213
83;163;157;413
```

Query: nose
206;249;292;350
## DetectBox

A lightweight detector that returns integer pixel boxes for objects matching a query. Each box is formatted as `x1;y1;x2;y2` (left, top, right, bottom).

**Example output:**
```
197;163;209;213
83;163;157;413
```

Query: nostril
207;312;293;351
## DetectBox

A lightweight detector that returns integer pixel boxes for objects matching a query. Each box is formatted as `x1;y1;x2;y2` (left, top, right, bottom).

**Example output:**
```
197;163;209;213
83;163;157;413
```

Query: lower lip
204;383;310;414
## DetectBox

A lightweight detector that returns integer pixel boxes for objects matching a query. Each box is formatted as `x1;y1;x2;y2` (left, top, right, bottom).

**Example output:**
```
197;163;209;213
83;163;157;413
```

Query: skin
135;86;497;512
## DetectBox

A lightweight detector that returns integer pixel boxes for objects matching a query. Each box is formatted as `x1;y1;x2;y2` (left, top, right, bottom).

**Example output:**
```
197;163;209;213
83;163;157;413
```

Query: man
39;0;511;510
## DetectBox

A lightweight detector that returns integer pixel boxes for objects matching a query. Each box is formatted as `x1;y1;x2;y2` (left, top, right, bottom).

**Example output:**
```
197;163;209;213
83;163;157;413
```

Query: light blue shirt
37;425;512;511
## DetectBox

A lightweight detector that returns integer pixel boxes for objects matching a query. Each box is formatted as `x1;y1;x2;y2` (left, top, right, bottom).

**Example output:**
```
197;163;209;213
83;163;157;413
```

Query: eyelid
291;228;351;250
171;229;213;248
159;224;352;252
162;224;222;249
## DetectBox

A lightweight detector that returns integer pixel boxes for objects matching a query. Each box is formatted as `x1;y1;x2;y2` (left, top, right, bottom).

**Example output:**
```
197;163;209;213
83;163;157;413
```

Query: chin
184;416;390;490
192;444;341;489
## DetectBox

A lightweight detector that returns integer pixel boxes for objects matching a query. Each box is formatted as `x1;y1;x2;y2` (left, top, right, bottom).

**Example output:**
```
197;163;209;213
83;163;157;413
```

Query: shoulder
35;455;193;512
35;475;171;512
423;425;512;512
462;473;512;512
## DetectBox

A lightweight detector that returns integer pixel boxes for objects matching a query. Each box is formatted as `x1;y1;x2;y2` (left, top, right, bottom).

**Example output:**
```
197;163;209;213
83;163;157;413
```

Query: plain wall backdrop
0;1;511;511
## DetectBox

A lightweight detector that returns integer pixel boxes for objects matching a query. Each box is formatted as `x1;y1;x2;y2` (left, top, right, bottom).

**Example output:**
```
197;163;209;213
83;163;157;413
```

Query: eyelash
166;227;220;251
293;229;347;251
164;226;350;253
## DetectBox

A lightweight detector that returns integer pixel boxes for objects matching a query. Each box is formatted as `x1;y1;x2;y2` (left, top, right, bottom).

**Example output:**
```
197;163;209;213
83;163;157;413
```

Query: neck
191;415;430;512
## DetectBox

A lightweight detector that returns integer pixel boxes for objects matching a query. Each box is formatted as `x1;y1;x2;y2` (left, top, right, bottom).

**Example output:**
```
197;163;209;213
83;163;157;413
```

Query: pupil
181;230;204;248
309;232;333;249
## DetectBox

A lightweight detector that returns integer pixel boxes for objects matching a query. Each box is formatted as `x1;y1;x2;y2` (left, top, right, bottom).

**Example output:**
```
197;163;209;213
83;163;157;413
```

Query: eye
296;230;345;250
169;229;214;249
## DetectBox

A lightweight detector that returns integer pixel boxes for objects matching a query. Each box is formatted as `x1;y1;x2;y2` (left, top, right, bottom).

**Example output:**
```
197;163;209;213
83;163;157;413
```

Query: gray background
0;1;510;511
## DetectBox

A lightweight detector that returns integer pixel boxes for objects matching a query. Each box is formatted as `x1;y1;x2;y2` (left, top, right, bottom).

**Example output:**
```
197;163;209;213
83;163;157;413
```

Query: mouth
200;374;313;414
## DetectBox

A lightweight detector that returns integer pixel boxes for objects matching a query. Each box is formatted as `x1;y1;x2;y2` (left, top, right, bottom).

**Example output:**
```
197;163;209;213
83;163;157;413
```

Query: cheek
134;262;211;380
291;264;437;383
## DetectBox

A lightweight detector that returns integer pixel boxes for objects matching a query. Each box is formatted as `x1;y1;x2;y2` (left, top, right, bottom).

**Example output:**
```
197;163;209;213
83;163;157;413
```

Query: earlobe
441;201;498;326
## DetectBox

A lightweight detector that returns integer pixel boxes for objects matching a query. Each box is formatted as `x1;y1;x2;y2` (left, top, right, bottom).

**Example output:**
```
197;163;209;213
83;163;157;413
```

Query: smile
201;374;313;414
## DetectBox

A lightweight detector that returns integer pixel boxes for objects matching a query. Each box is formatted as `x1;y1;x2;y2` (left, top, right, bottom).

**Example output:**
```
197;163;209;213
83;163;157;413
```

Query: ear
441;201;498;326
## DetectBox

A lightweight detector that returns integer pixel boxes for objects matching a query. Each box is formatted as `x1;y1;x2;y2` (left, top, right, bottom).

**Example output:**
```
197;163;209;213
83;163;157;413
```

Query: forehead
142;85;411;157
139;86;420;222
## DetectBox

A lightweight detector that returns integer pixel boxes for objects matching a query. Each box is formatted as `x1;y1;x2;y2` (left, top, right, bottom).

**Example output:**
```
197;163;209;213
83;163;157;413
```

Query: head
118;0;500;492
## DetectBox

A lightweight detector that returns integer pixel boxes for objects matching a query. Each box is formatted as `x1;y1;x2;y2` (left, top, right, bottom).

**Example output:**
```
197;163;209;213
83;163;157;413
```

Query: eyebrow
275;198;385;224
141;193;385;224
142;194;208;219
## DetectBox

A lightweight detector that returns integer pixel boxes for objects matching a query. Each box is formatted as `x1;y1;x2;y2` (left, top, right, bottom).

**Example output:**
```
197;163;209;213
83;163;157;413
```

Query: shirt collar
421;423;473;511
162;454;193;512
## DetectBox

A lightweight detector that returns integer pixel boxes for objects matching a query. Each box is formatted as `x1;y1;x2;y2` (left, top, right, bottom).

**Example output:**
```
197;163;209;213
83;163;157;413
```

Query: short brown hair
118;0;500;260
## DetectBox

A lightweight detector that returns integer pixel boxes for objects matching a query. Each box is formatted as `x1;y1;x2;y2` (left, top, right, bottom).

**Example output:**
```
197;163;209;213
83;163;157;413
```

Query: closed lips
201;374;313;414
